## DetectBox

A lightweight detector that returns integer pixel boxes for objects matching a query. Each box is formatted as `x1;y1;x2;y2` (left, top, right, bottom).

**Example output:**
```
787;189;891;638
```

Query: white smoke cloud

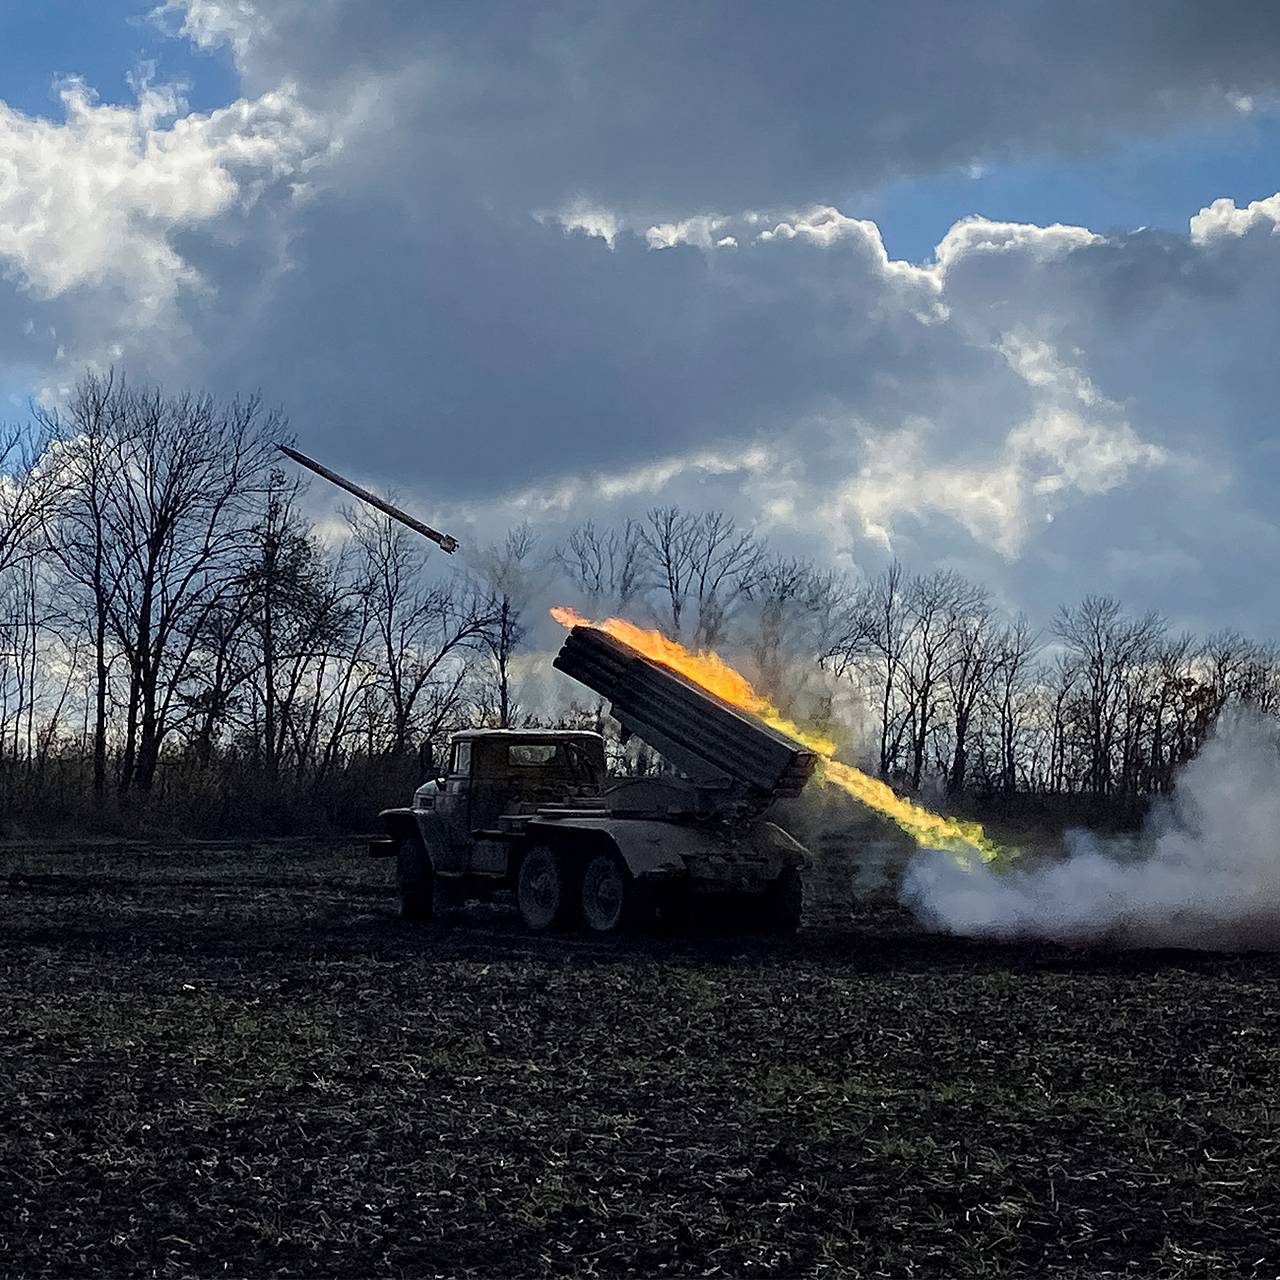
902;711;1280;950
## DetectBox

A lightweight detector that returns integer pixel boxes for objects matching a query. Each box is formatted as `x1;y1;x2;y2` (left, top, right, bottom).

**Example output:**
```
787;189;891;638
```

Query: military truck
370;623;818;933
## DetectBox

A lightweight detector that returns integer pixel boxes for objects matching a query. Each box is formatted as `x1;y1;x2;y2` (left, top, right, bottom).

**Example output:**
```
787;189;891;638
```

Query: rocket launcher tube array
553;624;818;801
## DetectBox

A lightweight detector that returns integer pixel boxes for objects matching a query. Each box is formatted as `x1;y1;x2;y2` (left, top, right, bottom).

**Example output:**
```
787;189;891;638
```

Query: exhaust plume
902;711;1280;950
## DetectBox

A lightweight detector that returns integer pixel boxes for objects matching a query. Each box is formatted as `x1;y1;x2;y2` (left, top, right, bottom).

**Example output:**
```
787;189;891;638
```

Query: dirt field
3;839;1279;1279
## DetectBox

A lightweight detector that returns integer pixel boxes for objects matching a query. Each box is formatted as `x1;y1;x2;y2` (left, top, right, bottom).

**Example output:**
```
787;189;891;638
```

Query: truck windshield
508;744;558;766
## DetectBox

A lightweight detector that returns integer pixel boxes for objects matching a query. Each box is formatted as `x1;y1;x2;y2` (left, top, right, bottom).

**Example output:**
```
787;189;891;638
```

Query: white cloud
933;216;1103;272
544;200;620;249
0;75;331;363
1189;193;1280;243
999;334;1112;409
503;444;776;514
1014;410;1164;498
533;202;1161;563
151;0;266;61
842;409;1165;558
754;205;947;314
645;215;732;251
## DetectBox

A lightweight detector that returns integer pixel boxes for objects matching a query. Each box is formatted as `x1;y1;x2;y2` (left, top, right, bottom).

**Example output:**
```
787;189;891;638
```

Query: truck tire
517;846;568;931
580;851;647;934
396;837;435;922
762;865;803;934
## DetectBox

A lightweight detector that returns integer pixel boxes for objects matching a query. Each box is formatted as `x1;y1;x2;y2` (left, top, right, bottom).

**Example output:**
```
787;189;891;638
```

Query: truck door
429;739;473;873
466;738;516;834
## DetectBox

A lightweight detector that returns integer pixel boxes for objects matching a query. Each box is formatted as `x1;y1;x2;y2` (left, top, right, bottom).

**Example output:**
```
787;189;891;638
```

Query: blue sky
2;1;1280;638
0;1;237;114
870;112;1280;261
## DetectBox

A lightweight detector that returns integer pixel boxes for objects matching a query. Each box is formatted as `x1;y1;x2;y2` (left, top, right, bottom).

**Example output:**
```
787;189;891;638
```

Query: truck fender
379;808;447;867
526;817;686;881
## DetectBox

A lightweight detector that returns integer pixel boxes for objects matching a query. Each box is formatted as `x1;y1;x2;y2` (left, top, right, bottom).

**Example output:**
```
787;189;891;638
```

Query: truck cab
416;729;606;858
372;730;609;916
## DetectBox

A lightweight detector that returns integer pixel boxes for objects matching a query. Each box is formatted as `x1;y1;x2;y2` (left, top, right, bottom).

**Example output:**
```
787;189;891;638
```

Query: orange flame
551;605;1007;864
550;606;762;712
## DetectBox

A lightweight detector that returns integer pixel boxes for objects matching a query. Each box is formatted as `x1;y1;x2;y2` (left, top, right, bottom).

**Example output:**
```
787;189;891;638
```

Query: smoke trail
901;711;1280;950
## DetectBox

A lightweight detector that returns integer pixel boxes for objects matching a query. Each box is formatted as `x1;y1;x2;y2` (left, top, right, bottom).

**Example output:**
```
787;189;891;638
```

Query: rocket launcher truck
271;444;818;932
371;624;819;933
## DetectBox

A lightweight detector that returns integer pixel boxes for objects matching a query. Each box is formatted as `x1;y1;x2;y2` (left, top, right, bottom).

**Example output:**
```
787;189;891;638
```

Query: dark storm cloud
224;0;1280;213
160;0;1280;510
191;202;991;498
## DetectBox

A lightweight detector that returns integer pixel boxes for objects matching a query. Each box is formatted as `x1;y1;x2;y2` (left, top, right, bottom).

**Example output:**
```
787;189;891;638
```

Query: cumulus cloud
543;201;620;250
518;203;1164;561
151;0;267;60
7;0;1280;639
1189;192;1280;243
842;408;1166;558
0;73;332;376
646;216;734;251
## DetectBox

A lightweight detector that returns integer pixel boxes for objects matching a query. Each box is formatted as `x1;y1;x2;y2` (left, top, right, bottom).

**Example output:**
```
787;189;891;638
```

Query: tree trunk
93;606;108;798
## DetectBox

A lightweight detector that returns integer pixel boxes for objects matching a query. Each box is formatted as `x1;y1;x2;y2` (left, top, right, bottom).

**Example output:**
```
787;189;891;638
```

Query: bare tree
1203;628;1257;716
639;506;761;646
864;561;910;778
1054;595;1165;797
39;374;129;795
746;554;823;706
814;572;874;684
97;384;286;797
942;588;996;794
987;615;1040;796
475;522;543;729
0;421;57;578
350;505;495;754
556;519;644;610
229;469;364;779
900;569;985;790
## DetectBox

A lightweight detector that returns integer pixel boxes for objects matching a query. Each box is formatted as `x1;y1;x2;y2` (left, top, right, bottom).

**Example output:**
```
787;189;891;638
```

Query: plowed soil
2;840;1279;1278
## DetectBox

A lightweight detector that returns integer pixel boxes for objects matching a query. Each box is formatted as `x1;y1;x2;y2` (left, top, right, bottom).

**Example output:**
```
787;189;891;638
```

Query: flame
551;605;1008;864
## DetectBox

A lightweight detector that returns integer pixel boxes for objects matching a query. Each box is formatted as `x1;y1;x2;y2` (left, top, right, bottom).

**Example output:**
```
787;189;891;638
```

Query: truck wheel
762;866;803;934
396;837;435;922
517;846;567;931
580;852;647;934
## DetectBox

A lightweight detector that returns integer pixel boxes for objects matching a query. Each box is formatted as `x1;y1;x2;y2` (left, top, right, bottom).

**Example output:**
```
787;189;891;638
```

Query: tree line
1;373;1271;834
557;515;1276;824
